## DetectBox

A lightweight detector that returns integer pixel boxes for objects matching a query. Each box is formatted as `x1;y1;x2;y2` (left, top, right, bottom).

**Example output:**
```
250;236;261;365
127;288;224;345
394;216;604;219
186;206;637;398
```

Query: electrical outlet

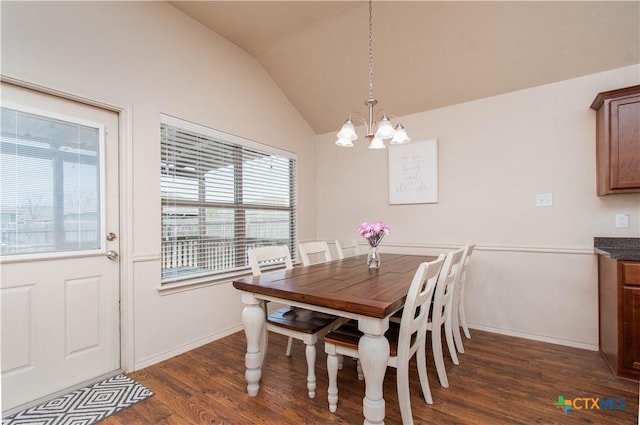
615;213;630;228
536;193;553;207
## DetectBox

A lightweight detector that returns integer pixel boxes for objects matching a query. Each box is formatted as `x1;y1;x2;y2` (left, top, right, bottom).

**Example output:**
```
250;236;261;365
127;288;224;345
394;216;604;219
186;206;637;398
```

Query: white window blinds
1;107;102;257
160;116;297;283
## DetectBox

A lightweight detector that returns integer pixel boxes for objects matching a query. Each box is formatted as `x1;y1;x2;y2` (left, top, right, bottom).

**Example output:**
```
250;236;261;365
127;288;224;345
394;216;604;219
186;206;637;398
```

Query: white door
0;83;121;411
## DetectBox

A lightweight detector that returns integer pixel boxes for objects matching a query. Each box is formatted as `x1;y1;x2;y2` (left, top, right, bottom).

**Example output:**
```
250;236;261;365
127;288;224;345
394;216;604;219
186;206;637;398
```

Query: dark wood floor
103;330;639;424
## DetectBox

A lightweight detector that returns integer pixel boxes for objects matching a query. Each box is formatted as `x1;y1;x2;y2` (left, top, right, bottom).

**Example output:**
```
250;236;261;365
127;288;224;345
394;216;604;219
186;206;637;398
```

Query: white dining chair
428;247;465;388
324;255;445;424
334;239;360;260
450;244;476;353
298;241;332;266
249;244;294;277
247;245;343;399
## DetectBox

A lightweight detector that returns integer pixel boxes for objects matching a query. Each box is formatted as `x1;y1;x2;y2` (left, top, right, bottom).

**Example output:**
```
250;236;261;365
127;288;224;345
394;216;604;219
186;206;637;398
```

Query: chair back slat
299;241;332;266
335;239;360;260
397;255;445;360
431;248;465;325
248;245;293;276
460;244;476;284
450;243;477;352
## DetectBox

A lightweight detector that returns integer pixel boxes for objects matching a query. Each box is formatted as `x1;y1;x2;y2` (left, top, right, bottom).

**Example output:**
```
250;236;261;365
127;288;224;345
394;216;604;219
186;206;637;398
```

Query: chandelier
335;0;410;149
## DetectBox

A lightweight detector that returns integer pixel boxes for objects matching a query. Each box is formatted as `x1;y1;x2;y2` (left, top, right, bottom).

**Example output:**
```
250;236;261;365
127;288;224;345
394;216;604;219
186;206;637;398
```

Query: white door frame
1;75;135;374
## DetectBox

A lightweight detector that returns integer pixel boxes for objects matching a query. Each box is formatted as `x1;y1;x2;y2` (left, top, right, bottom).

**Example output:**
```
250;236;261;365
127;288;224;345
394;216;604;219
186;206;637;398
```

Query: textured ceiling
169;1;640;135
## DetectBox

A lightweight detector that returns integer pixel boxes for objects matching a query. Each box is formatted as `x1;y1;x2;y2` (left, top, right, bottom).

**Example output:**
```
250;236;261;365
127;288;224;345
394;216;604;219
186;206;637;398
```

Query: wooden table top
232;253;436;319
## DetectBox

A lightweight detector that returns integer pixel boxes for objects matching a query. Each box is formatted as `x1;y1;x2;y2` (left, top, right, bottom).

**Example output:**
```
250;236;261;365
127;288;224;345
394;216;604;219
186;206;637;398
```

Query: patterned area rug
2;374;153;425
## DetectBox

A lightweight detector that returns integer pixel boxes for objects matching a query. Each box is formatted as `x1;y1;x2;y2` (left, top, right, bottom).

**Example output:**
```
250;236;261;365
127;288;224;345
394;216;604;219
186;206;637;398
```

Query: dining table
232;252;436;425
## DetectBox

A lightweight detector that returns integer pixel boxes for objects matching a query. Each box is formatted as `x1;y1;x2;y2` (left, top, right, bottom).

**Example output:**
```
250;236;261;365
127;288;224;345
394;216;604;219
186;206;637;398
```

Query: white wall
317;65;640;349
2;1;318;370
3;0;639;372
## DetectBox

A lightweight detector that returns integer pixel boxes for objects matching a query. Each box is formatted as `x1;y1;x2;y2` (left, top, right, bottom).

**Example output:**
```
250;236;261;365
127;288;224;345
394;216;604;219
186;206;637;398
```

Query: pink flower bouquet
358;221;390;248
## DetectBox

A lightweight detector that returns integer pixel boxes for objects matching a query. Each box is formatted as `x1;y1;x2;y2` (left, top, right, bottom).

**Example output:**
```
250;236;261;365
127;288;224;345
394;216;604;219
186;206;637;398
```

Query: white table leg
241;293;265;396
358;317;390;425
305;343;317;398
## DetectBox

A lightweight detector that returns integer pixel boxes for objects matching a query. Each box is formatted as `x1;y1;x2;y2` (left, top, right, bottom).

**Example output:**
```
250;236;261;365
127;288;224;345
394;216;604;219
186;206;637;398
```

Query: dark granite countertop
594;237;640;261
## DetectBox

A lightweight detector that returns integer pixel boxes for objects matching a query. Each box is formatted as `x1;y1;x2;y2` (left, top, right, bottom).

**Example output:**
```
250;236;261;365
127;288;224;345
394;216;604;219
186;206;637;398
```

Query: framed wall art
388;138;438;204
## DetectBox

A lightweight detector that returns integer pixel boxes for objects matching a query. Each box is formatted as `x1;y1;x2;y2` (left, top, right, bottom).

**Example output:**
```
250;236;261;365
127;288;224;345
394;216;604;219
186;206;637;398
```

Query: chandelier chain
368;0;374;100
335;0;410;148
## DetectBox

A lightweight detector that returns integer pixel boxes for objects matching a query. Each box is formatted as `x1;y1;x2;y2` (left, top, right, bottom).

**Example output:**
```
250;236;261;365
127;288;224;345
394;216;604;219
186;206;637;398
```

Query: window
160;116;297;283
0;107;102;257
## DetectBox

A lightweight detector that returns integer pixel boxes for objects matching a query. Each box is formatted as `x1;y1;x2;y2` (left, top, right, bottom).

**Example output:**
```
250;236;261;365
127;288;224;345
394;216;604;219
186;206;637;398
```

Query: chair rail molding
132;253;162;263
334;241;594;256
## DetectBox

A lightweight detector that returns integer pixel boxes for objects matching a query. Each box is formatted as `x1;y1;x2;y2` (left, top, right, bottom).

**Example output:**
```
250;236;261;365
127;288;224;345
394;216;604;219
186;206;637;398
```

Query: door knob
106;232;117;241
106;250;119;260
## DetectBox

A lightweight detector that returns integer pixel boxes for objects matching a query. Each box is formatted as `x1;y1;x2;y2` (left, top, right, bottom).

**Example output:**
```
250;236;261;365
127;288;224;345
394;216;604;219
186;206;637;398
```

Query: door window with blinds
0;106;103;258
160;115;297;283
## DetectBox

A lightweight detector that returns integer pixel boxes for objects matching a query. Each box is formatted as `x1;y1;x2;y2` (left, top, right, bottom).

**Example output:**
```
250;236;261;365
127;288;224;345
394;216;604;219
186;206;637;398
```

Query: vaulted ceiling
169;1;640;135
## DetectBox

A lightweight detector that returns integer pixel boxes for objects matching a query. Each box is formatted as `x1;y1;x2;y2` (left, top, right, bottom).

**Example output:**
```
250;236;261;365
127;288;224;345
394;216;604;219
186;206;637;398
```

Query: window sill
157;269;252;296
157;262;303;296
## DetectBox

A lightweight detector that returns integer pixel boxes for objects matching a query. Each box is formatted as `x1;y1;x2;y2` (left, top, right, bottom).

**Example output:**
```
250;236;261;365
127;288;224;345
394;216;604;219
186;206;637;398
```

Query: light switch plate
536;193;553;207
615;213;630;228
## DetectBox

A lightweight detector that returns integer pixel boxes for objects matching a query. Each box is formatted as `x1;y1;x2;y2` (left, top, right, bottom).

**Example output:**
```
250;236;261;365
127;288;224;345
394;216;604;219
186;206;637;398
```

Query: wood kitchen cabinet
590;85;640;195
622;286;640;372
598;256;640;380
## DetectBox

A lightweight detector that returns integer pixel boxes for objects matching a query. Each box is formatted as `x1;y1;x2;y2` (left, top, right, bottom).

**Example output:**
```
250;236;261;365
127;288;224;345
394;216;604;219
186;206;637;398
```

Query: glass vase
367;246;381;268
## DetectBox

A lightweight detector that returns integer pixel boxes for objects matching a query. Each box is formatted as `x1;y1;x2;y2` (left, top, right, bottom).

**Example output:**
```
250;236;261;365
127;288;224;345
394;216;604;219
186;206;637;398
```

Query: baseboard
133;324;243;371
469;323;599;351
132;321;598;373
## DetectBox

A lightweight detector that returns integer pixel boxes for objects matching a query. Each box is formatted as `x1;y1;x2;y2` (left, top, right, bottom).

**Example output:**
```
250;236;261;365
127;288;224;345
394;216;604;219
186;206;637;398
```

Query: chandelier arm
346;112;372;136
377;111;402;122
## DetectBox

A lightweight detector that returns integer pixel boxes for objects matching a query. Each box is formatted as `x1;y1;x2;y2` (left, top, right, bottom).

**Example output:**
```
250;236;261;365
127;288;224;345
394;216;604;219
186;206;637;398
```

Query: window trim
160;114;298;286
161;114;296;161
0;102;107;263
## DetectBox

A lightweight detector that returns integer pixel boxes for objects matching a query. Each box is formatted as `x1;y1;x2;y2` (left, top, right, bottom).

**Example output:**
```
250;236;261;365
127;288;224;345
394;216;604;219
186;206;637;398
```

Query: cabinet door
622;286;640;372
610;96;640;190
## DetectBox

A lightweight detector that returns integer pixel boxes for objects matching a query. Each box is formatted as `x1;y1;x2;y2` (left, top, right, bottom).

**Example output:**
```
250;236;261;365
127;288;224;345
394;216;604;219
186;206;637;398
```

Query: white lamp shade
374;115;395;139
337;119;358;141
390;124;410;144
368;136;386;149
335;137;354;147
